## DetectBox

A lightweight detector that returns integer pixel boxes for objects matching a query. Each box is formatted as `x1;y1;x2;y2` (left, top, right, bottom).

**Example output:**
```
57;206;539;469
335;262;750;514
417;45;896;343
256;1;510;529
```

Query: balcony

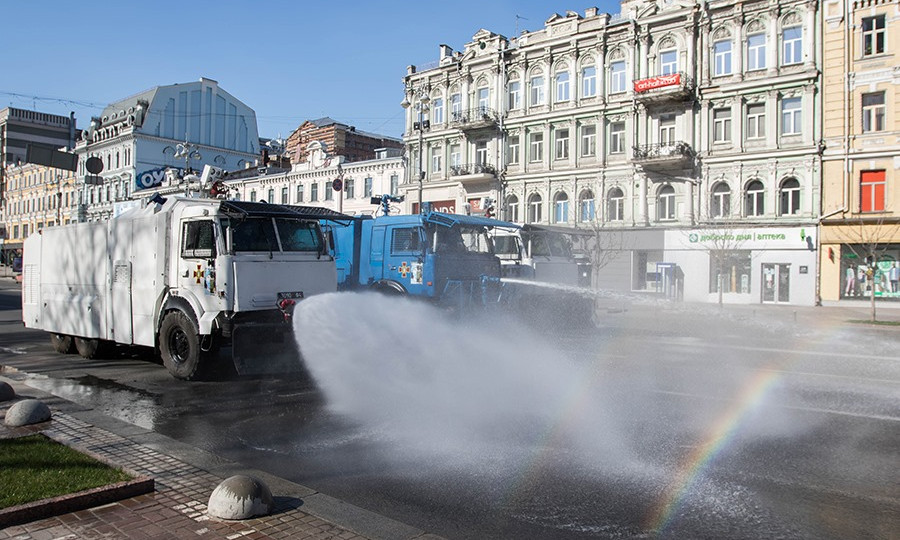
449;107;499;132
632;72;694;103
449;162;497;185
633;142;694;170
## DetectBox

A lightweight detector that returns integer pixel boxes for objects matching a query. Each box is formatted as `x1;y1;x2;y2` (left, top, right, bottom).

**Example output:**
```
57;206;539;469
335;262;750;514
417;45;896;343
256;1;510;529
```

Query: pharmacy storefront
662;226;818;306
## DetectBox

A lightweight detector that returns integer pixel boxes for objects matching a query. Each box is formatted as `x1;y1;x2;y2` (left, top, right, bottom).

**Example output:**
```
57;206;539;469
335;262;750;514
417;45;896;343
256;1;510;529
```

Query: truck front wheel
50;333;75;354
160;312;203;380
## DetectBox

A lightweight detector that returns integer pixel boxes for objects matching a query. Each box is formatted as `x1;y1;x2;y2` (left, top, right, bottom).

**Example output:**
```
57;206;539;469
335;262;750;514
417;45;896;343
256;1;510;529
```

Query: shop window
709;250;751;294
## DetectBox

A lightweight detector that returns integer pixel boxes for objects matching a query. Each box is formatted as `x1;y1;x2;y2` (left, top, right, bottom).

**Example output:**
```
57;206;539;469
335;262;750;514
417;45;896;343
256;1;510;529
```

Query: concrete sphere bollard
4;399;51;426
0;381;14;402
207;475;274;520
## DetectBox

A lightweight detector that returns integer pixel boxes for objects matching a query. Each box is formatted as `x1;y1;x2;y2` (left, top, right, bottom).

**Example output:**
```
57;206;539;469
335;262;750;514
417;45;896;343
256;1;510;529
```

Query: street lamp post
401;87;430;213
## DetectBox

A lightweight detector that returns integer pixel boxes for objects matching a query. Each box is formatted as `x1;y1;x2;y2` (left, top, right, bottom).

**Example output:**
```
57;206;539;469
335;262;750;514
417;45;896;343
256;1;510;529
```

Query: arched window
578;189;595;222
779;178;801;215
529;69;545;106
657;185;676;221
553;191;569;223
555;68;570;102
607;187;624;221
527;193;543;223
744;180;764;216
711;182;731;218
505;194;520;222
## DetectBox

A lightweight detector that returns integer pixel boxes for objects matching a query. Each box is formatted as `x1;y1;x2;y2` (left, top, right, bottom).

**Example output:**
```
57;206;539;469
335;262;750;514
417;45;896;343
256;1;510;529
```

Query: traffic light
482;197;495;219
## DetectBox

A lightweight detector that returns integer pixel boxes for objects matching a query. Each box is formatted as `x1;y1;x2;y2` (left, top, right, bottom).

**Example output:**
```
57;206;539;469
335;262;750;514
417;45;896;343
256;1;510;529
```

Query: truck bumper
229;312;302;375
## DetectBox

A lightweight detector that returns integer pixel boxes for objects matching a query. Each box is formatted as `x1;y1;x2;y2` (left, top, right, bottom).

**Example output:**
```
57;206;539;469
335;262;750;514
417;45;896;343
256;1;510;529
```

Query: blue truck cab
323;211;517;306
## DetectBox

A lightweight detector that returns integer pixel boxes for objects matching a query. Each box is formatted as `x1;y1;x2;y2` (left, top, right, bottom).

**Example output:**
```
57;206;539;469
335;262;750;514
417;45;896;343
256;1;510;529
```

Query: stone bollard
207;475;274;520
0;381;14;402
4;399;51;426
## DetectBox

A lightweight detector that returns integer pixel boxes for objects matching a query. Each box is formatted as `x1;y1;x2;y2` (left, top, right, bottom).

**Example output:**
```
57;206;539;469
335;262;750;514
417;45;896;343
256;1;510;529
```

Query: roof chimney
585;6;598;17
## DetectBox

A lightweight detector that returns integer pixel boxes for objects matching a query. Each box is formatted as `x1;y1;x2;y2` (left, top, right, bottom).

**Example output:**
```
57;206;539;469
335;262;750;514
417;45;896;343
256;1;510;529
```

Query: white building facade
228;145;406;217
74;77;260;221
401;0;822;305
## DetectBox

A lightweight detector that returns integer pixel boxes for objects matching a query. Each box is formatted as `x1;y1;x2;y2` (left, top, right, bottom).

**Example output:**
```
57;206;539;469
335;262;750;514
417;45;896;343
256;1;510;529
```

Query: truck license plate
277;291;304;300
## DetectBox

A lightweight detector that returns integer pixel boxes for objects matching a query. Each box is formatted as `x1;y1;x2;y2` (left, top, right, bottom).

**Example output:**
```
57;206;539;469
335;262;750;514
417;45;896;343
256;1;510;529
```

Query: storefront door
762;263;790;303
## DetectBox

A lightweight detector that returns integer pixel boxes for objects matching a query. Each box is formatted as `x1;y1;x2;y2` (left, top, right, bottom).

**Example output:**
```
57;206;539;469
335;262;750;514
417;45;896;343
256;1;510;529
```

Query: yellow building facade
820;0;900;302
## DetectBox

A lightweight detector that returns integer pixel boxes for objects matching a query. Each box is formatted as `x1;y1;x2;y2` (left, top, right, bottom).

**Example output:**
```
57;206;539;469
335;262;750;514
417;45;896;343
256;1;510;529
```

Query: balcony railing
632;72;694;102
449;107;499;131
449;162;497;185
633;142;694;169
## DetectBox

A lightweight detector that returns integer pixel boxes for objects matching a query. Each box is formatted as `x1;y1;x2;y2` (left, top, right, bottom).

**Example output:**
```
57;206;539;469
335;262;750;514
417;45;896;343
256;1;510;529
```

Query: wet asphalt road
1;279;898;540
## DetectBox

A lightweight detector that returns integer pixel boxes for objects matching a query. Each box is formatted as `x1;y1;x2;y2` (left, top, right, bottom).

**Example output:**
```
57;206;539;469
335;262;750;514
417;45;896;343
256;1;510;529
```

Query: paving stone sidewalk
0;382;441;540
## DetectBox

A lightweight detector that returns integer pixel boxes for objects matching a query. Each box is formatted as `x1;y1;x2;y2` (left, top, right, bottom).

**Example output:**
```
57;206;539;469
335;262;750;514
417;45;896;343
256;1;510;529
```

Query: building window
660;49;678;75
579;190;595;222
744;180;765;216
296;184;304;203
450;93;462;120
477;87;490;113
659;114;676;145
713;108;732;143
779;178;801;215
554;129;569;160
281;187;288;204
529;132;543;162
250;190;257;202
581;125;596;157
582;66;597;97
609;61;626;93
450;144;461;168
610;122;625;154
553;192;569;223
747;33;767;71
475;141;488;165
657;185;676;221
508;81;521;109
431;146;442;173
714;40;732;76
267;188;275;203
746;103;766;139
709;251;751;294
782;26;803;65
310;182;318;202
606;188;625;221
345;178;355;199
390;174;399;195
862;92;886;133
506;194;520;222
860;170;886;212
530;75;545;106
432;98;444;124
325;183;333;201
507;137;520;165
711;182;731;218
862;15;886;56
364;177;373;197
781;97;802;136
527;193;543;223
556;71;570;102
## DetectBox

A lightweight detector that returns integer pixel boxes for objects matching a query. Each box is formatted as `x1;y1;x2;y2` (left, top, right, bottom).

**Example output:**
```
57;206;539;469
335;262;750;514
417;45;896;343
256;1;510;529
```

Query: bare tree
831;215;900;322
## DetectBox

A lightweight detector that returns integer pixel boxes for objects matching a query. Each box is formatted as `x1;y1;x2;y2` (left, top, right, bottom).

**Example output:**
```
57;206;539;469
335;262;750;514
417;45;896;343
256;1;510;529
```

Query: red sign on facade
413;199;456;214
634;73;681;93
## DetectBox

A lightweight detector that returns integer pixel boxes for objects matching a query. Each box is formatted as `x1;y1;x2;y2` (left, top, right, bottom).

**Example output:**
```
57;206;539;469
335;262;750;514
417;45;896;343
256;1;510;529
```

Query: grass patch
0;434;132;509
847;319;900;326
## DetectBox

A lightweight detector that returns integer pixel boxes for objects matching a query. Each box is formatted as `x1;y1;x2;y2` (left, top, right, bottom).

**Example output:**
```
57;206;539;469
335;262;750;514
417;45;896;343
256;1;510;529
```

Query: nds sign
136;166;179;190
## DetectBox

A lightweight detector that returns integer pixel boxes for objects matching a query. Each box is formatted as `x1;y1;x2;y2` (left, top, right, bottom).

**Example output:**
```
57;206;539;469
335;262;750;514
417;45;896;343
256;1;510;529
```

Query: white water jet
293;292;639;478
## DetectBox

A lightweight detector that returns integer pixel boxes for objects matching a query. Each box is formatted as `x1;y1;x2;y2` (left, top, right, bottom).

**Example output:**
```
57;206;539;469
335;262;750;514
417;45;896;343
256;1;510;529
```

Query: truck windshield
432;225;492;254
492;235;521;259
531;232;573;258
230;217;322;253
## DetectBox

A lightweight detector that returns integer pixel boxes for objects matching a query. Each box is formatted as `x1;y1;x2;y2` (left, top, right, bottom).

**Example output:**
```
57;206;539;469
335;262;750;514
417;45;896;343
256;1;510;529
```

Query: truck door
179;220;217;304
385;226;425;294
369;225;386;282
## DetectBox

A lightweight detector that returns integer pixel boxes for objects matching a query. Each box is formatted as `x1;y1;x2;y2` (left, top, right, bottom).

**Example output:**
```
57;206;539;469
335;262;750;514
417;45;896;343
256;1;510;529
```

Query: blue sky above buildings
3;0;620;141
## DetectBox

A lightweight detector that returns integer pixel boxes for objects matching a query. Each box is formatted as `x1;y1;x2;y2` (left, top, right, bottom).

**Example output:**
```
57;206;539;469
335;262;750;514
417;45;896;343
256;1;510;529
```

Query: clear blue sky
3;1;620;140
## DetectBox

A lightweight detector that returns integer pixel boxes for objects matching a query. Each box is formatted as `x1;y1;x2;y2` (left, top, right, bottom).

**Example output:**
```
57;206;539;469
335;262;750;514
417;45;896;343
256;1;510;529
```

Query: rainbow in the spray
645;367;782;535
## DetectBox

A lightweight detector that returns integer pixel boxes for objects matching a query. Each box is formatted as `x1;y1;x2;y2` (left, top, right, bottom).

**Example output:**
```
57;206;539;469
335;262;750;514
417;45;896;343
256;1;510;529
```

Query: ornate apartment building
401;0;823;305
820;0;900;303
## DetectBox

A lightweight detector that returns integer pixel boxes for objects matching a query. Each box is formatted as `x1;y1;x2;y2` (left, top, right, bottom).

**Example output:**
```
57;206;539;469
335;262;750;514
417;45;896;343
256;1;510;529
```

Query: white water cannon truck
22;166;343;379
